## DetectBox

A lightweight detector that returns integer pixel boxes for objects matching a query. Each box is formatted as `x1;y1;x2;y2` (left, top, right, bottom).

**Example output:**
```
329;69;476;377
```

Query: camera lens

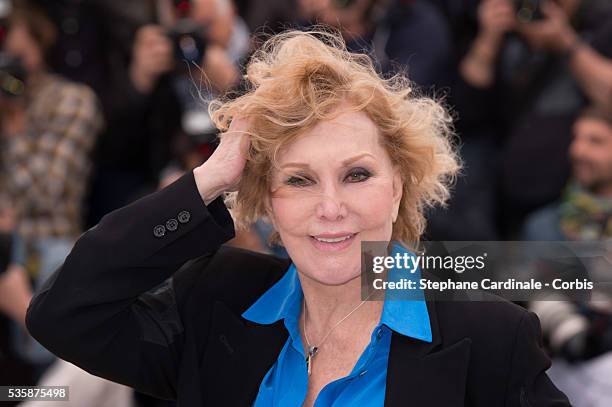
178;35;199;62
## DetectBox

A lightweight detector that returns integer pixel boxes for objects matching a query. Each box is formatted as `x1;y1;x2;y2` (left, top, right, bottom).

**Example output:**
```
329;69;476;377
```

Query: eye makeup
285;174;313;187
283;167;373;187
344;167;372;183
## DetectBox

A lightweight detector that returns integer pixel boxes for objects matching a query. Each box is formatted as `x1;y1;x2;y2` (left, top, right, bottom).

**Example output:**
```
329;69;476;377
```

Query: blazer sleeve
25;170;235;400
506;311;573;406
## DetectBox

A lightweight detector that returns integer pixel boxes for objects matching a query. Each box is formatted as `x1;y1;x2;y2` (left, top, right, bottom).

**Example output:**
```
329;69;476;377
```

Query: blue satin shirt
242;241;432;406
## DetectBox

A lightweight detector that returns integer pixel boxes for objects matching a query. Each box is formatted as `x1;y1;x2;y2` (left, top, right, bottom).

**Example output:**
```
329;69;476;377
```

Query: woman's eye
286;176;311;187
284;169;371;186
345;168;371;183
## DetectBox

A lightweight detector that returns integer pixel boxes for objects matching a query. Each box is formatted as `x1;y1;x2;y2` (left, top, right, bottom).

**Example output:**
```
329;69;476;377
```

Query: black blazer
26;171;571;406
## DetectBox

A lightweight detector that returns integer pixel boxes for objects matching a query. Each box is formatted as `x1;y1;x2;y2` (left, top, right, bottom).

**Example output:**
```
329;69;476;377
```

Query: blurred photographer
1;0;102;258
522;106;612;406
0;1;102;371
524;106;612;350
86;0;241;227
431;0;612;239
130;6;241;95
482;0;610;218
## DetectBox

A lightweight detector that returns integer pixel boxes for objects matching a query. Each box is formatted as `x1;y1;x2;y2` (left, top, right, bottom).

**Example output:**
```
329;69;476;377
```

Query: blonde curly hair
209;29;461;249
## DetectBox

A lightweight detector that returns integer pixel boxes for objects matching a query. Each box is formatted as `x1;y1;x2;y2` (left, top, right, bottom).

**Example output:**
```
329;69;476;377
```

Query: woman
26;30;570;406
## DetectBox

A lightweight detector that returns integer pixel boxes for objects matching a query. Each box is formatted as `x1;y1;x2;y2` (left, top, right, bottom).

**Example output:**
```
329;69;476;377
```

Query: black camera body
514;0;544;22
167;18;208;68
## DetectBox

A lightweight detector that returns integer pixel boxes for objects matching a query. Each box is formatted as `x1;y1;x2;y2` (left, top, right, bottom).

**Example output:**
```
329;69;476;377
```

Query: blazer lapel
384;298;471;407
238;319;289;405
200;300;288;406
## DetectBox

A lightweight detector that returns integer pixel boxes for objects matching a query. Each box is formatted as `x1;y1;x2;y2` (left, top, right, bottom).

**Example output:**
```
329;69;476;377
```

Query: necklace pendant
306;353;312;376
306;346;318;376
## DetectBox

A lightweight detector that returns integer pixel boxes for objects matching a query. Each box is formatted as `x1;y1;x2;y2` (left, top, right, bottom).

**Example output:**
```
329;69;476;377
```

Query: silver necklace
302;292;373;375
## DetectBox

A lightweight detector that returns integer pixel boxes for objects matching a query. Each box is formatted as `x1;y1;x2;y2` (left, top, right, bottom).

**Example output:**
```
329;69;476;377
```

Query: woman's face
267;108;403;286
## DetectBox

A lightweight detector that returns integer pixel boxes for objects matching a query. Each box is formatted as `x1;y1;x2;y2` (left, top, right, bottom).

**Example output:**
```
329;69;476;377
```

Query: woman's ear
391;168;403;223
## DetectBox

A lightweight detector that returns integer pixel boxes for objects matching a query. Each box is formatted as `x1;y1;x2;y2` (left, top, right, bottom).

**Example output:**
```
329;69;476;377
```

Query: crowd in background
0;0;611;405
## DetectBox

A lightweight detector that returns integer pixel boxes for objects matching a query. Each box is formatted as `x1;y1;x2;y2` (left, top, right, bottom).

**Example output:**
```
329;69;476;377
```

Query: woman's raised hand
193;117;252;205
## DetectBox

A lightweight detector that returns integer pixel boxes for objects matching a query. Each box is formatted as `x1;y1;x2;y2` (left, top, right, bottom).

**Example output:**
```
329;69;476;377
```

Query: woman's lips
309;233;357;251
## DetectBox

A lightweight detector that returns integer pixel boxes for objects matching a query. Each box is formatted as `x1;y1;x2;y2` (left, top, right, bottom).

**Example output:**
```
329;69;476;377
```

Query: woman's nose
315;186;347;220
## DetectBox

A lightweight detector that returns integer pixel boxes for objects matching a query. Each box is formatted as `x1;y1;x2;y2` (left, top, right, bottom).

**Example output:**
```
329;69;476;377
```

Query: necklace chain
302;291;373;356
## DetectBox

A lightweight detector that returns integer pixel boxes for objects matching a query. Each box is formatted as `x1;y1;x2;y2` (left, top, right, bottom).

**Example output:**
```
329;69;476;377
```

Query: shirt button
166;218;178;231
153;224;166;238
376;328;383;339
359;370;368;377
178;210;191;224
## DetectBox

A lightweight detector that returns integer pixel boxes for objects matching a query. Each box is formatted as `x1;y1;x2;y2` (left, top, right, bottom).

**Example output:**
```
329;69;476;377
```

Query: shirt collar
381;242;433;342
241;262;303;325
242;241;432;343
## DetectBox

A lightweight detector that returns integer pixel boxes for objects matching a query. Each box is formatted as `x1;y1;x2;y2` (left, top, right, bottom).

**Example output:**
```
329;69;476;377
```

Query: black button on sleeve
166;219;178;231
153;224;166;238
177;210;191;224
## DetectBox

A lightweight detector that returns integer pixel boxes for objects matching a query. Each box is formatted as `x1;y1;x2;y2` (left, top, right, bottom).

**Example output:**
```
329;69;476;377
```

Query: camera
0;52;26;99
167;18;208;68
514;0;544;22
166;19;215;142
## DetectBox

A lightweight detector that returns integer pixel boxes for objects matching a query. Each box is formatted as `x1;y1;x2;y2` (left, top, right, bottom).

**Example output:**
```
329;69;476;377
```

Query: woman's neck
298;271;383;342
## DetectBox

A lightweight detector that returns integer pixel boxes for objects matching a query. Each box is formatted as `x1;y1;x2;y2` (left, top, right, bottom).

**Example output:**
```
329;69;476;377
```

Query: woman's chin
300;263;362;287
